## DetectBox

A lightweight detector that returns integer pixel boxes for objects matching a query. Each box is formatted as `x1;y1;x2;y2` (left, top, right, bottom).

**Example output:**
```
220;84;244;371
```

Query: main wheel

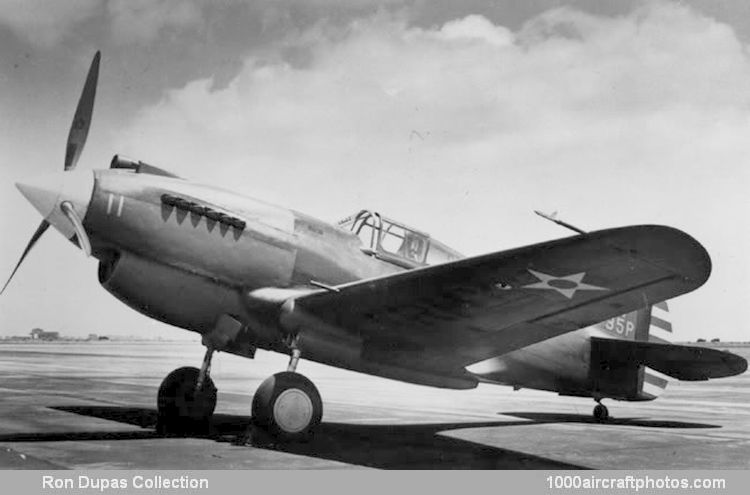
593;403;609;422
252;372;322;442
157;367;217;436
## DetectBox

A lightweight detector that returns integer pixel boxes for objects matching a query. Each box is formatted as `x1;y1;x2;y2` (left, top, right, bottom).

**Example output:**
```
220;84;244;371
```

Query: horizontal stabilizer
591;337;747;381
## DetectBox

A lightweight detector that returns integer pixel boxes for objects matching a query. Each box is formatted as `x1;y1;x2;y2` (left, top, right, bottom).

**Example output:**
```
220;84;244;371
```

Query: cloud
0;0;204;47
115;2;750;338
120;3;750;192
108;0;204;44
0;0;100;47
439;14;514;47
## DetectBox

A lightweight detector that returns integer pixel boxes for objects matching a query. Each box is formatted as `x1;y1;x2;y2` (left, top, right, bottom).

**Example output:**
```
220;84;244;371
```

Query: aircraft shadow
47;406;585;469
501;412;720;429
0;430;160;443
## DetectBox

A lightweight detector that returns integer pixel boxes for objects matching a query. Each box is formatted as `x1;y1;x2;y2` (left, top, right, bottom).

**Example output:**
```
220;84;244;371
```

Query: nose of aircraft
16;173;62;220
16;170;94;240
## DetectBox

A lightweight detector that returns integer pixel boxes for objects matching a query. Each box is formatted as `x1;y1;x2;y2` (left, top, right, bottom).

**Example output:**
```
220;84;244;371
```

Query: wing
285;225;711;384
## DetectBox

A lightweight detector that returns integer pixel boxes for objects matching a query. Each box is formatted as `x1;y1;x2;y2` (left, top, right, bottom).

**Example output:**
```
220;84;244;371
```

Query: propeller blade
0;220;50;295
64;51;100;171
61;202;91;257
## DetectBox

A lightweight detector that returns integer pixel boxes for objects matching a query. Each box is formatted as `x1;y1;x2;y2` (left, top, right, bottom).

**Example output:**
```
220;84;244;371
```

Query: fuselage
17;166;669;401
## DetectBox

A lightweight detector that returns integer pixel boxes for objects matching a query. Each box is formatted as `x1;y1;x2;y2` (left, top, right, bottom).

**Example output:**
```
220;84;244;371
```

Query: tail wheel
157;366;217;436
252;371;322;442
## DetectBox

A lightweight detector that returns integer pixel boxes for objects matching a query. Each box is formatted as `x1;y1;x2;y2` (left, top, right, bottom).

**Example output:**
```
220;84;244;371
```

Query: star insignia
522;269;608;299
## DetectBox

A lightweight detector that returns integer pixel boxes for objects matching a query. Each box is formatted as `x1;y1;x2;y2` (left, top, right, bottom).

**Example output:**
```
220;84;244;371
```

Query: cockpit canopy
338;210;462;268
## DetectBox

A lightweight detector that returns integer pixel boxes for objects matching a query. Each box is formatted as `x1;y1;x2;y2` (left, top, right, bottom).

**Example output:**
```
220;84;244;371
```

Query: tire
593;404;609;422
252;372;322;442
157;366;217;436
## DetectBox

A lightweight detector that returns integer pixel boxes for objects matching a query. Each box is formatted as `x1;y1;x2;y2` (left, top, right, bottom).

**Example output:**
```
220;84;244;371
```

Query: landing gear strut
156;347;217;436
156;334;322;442
593;400;610;422
251;337;322;442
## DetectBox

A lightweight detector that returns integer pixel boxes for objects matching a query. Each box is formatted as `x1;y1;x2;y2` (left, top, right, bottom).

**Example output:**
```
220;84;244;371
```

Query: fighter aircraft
3;52;746;441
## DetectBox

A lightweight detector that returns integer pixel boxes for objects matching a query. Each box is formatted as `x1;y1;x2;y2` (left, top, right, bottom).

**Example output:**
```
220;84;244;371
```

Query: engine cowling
98;250;240;333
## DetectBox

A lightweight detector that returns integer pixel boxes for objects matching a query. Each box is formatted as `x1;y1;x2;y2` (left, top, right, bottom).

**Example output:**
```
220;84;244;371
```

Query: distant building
711;338;721;343
88;334;99;341
30;328;60;341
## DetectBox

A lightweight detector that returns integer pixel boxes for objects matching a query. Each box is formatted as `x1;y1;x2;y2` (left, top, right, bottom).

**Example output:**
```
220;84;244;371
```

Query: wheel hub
273;388;313;433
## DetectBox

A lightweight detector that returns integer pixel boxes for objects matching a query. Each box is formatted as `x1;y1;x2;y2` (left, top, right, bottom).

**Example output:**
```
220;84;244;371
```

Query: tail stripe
650;315;672;333
648;301;673;343
642;366;670;398
644;371;669;388
653;301;669;311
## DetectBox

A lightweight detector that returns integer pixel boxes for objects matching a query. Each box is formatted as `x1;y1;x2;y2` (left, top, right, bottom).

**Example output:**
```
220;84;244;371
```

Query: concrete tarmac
0;341;748;470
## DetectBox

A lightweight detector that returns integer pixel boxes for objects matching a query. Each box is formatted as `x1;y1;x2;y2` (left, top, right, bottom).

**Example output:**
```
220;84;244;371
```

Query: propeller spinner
1;51;100;295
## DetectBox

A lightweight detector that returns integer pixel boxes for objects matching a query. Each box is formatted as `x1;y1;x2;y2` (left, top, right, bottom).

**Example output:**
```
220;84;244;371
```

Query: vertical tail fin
596;301;672;343
598;307;650;341
591;301;673;400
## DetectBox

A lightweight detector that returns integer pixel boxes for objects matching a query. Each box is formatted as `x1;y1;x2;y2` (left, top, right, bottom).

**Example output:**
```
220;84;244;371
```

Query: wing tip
607;224;712;291
649;224;712;288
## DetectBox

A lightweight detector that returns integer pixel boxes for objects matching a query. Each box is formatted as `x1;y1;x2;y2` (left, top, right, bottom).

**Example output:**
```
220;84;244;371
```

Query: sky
0;0;748;342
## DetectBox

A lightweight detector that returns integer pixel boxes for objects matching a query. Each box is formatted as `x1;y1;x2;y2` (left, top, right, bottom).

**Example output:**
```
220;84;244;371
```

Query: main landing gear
156;338;323;442
593;400;610;422
252;344;323;441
